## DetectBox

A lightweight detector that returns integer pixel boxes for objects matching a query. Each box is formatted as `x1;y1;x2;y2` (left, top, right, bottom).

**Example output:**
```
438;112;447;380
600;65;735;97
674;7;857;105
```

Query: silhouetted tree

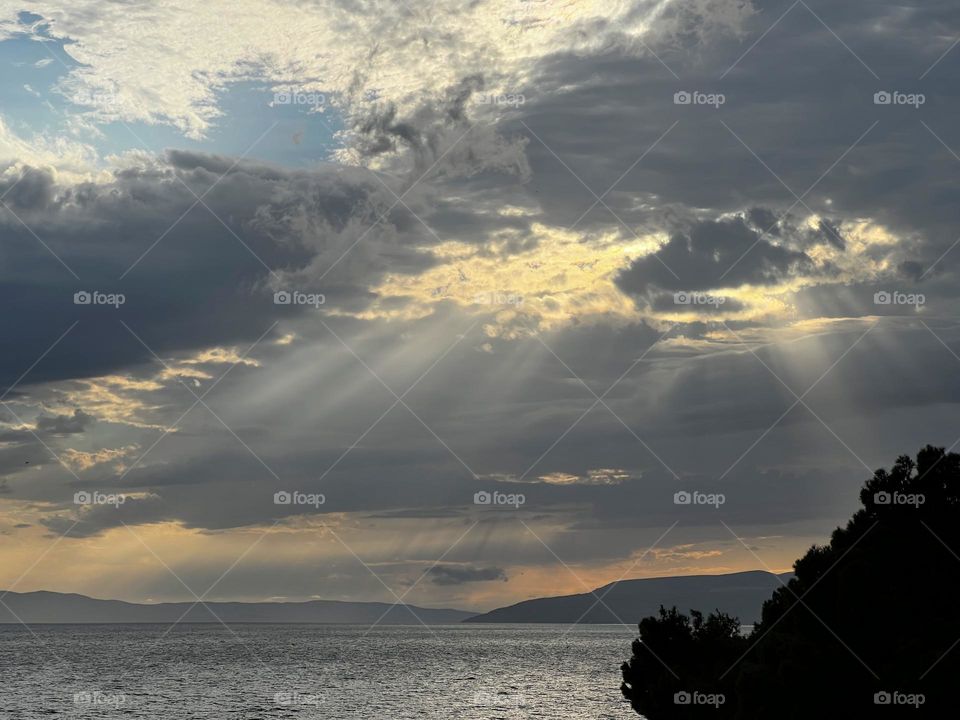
622;446;960;718
623;606;745;718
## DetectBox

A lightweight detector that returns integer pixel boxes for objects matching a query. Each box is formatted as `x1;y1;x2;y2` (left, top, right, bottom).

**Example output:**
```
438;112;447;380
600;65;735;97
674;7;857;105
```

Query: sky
1;0;959;612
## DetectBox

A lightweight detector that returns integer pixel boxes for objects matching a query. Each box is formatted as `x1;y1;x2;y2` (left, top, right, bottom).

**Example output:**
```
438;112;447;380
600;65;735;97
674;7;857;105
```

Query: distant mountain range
465;570;790;624
0;591;473;624
1;571;788;625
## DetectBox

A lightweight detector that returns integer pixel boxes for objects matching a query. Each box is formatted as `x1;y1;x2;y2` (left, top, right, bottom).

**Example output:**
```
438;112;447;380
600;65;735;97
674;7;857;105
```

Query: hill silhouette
0;591;473;624
621;445;960;718
464;571;789;624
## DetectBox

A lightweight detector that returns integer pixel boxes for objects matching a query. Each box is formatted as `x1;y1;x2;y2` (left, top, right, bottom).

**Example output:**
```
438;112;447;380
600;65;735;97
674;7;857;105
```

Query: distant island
465;570;789;624
0;591;473;624
2;570;785;626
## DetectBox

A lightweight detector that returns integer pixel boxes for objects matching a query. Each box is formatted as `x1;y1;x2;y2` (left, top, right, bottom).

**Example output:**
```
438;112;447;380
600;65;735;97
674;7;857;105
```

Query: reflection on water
1;623;637;718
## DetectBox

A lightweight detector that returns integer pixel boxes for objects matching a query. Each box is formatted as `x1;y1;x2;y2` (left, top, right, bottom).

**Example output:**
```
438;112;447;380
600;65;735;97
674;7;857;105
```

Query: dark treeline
621;446;960;717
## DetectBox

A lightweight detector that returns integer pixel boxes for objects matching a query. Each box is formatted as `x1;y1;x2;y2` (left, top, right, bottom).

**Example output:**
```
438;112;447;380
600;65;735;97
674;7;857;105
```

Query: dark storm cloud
0;67;537;391
427;565;507;585
0;165;56;210
503;0;960;296
350;75;485;163
0;152;443;389
40;493;169;538
348;74;529;180
16;313;953;544
0;428;30;443
615;216;812;296
3;0;960;588
1;164;303;386
35;408;93;434
1;408;93;475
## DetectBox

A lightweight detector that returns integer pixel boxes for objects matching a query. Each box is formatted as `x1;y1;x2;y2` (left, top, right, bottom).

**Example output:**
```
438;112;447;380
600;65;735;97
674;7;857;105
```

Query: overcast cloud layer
2;0;960;610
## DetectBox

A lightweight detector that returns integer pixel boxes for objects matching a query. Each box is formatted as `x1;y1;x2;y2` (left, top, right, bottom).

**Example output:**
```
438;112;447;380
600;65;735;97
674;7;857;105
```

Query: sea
0;624;637;718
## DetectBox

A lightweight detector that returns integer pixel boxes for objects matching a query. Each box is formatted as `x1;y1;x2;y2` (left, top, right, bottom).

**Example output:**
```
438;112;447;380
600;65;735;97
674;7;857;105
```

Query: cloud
35;408;94;434
0;152;423;387
534;469;631;486
40;492;168;538
0;117;99;181
0;0;735;138
648;545;725;563
3;0;960;608
0;165;57;210
60;445;137;472
427;564;508;586
615;216;813;296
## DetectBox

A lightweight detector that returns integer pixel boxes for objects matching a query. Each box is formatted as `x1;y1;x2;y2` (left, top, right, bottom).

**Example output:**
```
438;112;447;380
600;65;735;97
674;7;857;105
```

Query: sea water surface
1;624;636;718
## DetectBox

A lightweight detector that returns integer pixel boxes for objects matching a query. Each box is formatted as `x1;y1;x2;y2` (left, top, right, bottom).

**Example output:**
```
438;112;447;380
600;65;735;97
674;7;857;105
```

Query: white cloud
0;116;101;181
0;0;753;139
